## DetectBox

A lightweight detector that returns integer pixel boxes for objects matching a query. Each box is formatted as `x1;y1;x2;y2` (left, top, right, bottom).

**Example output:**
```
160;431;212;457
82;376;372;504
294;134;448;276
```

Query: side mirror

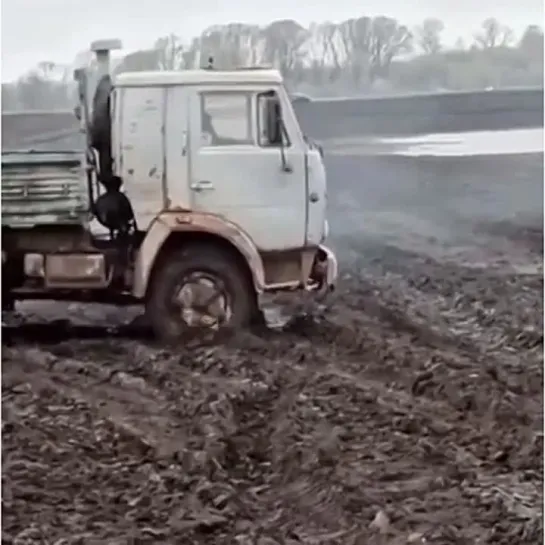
265;98;282;145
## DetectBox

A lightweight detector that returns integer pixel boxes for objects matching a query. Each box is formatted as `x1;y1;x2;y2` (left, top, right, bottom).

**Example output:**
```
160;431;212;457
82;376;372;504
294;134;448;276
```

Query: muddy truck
1;40;338;340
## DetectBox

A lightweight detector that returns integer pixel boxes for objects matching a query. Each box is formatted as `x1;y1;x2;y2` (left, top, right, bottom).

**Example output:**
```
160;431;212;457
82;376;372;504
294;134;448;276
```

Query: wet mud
2;153;544;544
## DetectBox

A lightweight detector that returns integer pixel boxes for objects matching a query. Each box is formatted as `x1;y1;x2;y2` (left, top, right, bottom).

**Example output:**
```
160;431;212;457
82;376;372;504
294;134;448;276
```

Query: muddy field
2;151;544;544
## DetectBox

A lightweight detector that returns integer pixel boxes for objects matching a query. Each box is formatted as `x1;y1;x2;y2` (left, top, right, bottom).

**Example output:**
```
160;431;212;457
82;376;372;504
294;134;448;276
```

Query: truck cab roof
114;69;283;88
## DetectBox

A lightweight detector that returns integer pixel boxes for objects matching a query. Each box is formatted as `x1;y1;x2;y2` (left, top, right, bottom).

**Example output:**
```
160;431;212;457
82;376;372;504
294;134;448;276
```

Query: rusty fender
132;212;266;299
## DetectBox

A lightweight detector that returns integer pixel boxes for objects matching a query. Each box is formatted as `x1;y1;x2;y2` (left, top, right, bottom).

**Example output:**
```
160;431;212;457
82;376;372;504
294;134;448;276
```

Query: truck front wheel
145;244;258;341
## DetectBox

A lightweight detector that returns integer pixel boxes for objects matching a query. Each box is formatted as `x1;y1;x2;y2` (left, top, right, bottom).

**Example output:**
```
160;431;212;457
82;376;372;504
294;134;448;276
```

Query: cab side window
200;92;253;146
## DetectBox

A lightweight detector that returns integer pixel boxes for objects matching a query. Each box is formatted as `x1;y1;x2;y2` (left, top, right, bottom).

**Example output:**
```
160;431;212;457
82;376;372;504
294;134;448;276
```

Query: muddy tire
145;244;258;341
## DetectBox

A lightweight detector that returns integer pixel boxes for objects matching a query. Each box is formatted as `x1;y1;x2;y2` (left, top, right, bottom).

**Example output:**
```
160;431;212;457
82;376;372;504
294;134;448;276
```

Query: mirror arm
279;120;292;173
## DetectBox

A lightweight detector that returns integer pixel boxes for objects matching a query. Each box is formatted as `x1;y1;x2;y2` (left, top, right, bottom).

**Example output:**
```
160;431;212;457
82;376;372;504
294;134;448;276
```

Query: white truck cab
112;69;329;250
1;41;337;339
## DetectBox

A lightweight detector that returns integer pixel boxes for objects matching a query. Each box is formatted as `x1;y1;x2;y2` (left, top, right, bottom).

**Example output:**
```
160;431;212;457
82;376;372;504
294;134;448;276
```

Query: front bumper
311;244;338;292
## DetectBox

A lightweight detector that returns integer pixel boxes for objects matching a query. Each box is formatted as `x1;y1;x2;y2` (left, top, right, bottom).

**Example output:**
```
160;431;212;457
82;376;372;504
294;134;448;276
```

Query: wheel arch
132;213;266;300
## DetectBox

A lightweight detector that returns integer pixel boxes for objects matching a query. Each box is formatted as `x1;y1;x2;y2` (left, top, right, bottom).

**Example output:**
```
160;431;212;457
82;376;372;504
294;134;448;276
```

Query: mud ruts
3;220;542;543
2;145;543;543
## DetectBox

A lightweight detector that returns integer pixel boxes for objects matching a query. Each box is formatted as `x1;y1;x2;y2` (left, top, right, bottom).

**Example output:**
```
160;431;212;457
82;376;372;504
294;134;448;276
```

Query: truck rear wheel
145;244;258;341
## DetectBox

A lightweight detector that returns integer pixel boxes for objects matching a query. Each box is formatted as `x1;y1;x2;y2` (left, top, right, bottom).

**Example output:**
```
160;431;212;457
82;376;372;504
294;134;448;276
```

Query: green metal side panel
1;151;90;228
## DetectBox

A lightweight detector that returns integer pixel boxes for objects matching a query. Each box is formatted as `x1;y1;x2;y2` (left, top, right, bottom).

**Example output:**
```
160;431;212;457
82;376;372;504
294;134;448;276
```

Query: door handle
190;180;215;192
309;192;319;202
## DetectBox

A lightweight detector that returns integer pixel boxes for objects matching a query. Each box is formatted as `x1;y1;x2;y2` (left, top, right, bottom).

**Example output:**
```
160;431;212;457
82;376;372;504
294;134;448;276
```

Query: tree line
2;16;543;110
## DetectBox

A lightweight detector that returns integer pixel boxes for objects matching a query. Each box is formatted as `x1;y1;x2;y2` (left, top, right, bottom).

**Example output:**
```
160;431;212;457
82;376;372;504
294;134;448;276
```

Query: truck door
188;88;306;252
118;86;165;230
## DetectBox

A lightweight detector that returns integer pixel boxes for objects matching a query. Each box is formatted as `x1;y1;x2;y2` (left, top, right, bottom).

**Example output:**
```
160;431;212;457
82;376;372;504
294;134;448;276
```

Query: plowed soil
2;153;543;544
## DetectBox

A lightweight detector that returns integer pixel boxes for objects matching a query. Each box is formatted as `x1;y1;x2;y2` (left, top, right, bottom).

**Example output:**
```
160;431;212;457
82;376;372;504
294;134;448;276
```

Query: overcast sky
2;0;543;82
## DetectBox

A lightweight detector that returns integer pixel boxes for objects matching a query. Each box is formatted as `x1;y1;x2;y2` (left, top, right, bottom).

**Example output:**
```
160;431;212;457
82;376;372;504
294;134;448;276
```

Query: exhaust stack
73;39;123;191
90;39;123;79
74;39;123;124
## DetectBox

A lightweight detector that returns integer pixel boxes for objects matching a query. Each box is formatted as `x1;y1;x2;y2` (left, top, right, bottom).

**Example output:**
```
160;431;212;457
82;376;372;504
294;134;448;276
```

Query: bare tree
36;61;58;80
198;23;263;69
115;49;161;73
518;25;544;59
338;16;412;86
2;83;19;110
223;23;263;67
337;17;373;86
416;18;445;55
17;68;61;110
154;34;185;70
115;35;187;73
454;37;466;51
261;19;310;79
6;14;543;108
368;17;413;81
474;18;514;49
311;22;342;83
